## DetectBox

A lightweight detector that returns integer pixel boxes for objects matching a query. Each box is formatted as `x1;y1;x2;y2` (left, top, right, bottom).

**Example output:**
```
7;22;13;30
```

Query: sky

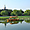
0;0;30;11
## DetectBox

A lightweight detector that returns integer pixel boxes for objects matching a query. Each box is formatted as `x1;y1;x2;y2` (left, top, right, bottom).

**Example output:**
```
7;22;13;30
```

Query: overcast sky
0;0;30;11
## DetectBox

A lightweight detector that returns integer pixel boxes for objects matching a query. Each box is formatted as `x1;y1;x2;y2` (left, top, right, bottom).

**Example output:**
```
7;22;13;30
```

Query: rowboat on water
6;16;19;22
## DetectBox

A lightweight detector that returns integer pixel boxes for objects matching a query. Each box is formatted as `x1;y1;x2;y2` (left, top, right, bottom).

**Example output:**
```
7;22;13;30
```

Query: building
0;5;8;16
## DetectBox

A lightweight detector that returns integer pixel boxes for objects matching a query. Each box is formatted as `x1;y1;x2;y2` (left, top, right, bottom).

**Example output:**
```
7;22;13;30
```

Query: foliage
25;20;30;23
11;10;22;16
1;10;8;16
23;12;28;16
20;9;24;13
0;9;30;16
10;12;16;16
24;9;30;16
8;10;12;12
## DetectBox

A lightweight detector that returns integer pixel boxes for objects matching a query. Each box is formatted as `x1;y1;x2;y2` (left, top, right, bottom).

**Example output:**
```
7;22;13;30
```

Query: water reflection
0;20;30;27
25;20;30;23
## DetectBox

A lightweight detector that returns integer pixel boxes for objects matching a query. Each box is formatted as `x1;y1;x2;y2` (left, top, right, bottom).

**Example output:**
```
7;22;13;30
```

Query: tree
16;11;22;16
11;10;22;16
10;12;16;16
23;12;28;16
8;10;12;16
20;9;24;13
24;9;30;16
1;10;8;16
12;9;18;16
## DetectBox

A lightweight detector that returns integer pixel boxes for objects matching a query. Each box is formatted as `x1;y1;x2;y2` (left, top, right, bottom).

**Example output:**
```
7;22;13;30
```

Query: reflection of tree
4;22;8;27
9;20;24;24
0;22;8;27
0;20;24;26
25;20;30;23
9;21;19;24
4;23;6;27
19;20;23;23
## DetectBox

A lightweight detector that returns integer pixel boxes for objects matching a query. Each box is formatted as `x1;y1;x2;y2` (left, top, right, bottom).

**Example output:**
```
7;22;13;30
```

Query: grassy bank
0;16;30;20
0;16;30;18
0;16;10;18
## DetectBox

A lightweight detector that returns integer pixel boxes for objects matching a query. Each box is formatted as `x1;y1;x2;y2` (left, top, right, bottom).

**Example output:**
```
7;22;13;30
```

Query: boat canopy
10;16;18;18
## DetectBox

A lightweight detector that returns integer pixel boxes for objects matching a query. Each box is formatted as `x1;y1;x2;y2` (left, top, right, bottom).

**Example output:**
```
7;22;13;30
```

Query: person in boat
9;16;18;20
9;18;10;20
10;16;18;19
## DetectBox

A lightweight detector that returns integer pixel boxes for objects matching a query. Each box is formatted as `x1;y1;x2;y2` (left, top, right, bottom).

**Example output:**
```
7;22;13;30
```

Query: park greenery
0;9;30;16
1;10;8;16
0;16;30;20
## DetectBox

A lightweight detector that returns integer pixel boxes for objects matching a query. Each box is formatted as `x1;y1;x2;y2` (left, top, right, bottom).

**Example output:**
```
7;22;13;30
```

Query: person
9;18;10;20
10;16;12;18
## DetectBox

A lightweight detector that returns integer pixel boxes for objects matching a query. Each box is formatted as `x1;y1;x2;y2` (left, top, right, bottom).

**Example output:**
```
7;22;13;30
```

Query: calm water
0;20;30;30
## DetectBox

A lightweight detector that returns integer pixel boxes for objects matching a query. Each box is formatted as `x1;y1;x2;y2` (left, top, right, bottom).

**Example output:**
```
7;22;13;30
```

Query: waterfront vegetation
0;9;30;16
0;9;30;20
0;16;30;20
0;20;30;24
0;19;30;27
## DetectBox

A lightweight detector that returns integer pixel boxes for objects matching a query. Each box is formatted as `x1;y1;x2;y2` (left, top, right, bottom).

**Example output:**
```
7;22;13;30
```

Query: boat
6;19;19;21
6;16;19;22
10;16;18;18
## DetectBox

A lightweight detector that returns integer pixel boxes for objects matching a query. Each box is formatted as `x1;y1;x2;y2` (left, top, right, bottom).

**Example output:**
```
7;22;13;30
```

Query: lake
0;20;30;30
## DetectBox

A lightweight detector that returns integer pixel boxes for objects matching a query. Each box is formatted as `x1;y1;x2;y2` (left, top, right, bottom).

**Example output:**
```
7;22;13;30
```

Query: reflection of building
4;23;6;27
0;22;7;27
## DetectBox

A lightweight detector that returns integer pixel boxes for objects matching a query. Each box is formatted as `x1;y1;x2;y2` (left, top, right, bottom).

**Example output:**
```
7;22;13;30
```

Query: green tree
11;9;22;16
24;9;30;15
23;12;28;16
20;9;24;13
1;10;8;16
8;9;12;16
10;12;16;16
